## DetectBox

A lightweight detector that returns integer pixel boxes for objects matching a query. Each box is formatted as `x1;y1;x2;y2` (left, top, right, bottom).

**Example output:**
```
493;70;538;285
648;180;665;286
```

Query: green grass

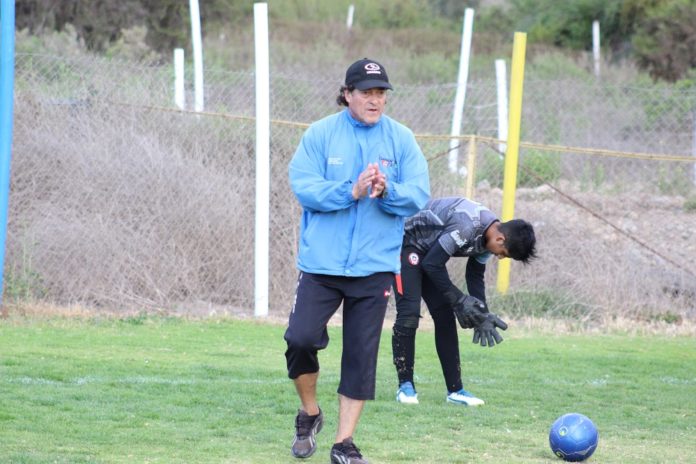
0;316;695;463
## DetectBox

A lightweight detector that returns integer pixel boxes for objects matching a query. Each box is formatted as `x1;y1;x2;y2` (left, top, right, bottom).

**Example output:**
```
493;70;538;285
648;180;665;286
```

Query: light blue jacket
289;109;431;276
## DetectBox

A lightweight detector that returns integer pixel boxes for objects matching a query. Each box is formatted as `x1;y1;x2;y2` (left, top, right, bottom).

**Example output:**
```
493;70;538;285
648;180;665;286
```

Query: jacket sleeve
378;130;430;217
288;128;356;213
420;240;464;306
465;258;486;305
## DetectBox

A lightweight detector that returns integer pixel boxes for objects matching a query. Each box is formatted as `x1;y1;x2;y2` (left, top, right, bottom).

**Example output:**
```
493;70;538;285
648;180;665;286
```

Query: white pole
449;8;475;174
189;0;204;112
174;48;185;110
254;2;270;318
495;59;508;156
592;20;600;78
347;4;355;30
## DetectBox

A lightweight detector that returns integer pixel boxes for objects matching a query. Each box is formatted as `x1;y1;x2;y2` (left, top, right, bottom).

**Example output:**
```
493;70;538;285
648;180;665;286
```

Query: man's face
345;88;387;125
486;242;510;259
486;236;510;259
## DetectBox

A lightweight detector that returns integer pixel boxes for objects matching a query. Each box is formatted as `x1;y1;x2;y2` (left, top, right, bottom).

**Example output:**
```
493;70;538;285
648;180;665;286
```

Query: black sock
392;326;416;386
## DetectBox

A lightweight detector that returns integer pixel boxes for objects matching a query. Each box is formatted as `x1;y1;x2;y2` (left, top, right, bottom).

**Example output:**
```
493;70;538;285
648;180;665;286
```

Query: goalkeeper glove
453;295;487;329
472;313;508;347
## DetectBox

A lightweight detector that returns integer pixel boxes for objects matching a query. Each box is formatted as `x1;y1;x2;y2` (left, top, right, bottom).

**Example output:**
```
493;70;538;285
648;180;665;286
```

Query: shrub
518;150;561;187
629;0;696;82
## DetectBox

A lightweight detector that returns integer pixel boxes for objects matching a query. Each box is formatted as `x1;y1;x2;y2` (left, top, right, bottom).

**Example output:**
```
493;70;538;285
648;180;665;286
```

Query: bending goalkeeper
391;196;536;406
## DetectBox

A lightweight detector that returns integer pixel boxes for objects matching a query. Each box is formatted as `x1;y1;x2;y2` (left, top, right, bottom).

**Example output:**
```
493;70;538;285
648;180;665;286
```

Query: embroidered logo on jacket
379;156;395;168
328;157;344;165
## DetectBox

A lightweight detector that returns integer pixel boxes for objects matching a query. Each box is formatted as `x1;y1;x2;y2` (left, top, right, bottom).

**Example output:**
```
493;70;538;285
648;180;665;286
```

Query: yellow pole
497;32;527;294
465;135;477;199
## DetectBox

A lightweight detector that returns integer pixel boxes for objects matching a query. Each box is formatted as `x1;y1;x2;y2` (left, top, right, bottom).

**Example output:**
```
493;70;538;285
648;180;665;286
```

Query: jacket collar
344;108;381;128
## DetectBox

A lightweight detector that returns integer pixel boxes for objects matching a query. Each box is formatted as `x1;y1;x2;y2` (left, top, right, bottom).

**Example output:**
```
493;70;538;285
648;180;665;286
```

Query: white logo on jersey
408;253;419;266
450;230;467;247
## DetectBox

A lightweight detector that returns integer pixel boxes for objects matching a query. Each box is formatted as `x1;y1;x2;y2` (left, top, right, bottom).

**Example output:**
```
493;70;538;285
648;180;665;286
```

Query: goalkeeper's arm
465;257;487;306
420;240;463;305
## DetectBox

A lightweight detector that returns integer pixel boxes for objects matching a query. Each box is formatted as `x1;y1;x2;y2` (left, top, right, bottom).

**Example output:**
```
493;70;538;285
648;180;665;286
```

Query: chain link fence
7;53;696;320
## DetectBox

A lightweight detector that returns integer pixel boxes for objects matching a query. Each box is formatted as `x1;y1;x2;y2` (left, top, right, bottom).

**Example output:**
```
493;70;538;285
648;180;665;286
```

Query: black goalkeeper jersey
403;197;498;260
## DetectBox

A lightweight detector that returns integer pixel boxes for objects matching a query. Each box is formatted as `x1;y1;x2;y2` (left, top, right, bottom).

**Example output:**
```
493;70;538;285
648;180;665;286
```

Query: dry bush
10;98;256;310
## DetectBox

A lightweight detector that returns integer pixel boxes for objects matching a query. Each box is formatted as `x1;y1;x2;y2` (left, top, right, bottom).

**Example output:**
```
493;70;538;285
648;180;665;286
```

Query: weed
3;235;45;302
648;312;683;324
121;312;149;325
580;163;606;191
491;289;596;320
657;165;693;195
684;195;696;212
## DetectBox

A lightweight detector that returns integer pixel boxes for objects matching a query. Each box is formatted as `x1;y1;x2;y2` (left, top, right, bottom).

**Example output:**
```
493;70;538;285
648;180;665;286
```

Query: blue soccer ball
549;413;599;462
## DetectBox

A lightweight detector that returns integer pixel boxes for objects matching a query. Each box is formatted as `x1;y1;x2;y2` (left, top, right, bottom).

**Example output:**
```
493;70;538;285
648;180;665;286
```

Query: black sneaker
330;437;369;464
291;408;323;458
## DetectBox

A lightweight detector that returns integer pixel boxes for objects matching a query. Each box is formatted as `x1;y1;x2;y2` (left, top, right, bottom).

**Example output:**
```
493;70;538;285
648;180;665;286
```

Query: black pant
393;246;463;393
284;271;393;400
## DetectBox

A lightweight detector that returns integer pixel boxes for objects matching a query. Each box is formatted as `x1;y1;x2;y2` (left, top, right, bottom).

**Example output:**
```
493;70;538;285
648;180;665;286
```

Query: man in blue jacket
284;58;430;464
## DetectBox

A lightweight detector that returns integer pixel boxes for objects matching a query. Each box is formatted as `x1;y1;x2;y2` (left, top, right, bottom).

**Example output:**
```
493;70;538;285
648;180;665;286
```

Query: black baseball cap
345;58;393;91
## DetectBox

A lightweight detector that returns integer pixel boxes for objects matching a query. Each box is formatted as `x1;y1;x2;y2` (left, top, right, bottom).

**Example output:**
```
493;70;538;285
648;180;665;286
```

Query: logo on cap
365;63;381;74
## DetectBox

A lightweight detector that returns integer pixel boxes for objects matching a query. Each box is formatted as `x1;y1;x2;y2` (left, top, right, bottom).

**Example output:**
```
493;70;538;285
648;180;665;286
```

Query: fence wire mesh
7;53;696;319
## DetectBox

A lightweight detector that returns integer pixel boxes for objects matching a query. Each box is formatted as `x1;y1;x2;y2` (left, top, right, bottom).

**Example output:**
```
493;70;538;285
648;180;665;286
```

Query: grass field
0;315;695;463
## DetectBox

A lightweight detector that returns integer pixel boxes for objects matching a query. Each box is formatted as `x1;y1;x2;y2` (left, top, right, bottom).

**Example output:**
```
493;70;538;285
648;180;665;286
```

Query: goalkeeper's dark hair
499;219;537;264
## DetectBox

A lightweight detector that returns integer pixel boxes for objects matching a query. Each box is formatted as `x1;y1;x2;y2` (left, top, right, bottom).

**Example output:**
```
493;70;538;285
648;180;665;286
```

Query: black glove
472;313;508;347
453;295;487;329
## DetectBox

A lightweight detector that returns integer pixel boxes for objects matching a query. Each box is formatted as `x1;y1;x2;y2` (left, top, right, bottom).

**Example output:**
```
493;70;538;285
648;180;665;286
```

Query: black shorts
284;271;393;400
